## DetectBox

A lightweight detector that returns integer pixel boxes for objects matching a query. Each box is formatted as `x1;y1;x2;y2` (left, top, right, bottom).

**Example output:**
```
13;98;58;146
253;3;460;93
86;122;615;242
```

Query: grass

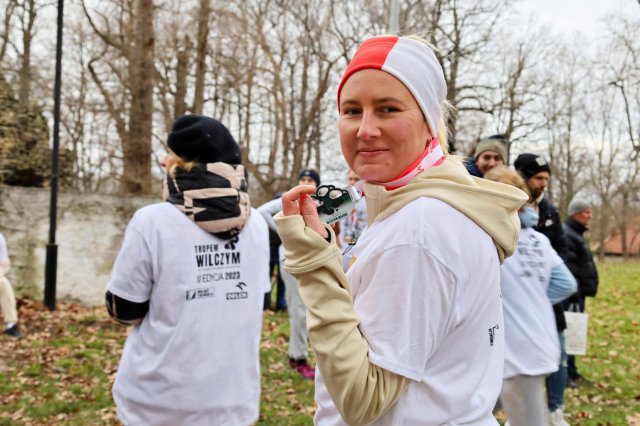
560;262;640;425
0;261;638;425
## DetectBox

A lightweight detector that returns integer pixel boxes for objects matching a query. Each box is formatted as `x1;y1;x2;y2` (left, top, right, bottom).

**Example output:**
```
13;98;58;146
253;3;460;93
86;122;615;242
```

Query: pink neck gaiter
382;138;444;190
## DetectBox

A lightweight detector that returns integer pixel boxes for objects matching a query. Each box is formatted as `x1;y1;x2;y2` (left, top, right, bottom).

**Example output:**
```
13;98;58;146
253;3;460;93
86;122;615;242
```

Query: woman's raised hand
281;185;329;239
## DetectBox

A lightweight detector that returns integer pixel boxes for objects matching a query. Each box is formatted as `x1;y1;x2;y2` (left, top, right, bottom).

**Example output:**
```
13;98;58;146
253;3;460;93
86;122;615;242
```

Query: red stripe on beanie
337;36;399;109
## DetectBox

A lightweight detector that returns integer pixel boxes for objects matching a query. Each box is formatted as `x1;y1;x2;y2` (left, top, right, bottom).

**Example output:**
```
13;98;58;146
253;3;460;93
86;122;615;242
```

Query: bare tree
82;0;156;195
601;12;640;257
207;0;343;200
541;45;591;213
0;0;18;64
483;25;556;162
192;0;210;114
125;0;155;194
153;2;193;132
61;13;119;192
606;14;640;160
15;0;41;112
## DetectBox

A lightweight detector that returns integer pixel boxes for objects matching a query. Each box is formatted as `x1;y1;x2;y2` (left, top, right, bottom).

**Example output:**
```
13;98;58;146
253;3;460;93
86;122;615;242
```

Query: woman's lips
357;149;386;158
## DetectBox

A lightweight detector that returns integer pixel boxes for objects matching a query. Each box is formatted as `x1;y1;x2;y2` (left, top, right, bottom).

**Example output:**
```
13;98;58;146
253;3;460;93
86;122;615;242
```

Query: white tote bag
564;304;589;356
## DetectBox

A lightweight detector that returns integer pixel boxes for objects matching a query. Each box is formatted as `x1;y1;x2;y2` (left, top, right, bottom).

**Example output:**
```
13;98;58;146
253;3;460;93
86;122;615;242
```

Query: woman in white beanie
275;35;528;425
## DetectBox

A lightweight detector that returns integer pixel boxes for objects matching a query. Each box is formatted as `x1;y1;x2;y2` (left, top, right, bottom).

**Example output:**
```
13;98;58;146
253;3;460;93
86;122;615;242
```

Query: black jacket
564;218;599;297
268;228;282;263
534;196;570;330
534;197;568;261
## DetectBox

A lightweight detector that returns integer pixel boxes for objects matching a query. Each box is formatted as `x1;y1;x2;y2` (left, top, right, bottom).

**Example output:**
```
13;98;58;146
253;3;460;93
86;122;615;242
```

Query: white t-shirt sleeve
0;234;9;263
356;244;458;381
107;216;154;303
539;231;574;303
256;198;282;232
252;210;272;293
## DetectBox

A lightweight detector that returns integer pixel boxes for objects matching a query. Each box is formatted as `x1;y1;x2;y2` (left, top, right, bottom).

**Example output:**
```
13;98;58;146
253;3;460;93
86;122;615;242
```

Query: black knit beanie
298;168;321;187
167;114;241;164
514;153;551;180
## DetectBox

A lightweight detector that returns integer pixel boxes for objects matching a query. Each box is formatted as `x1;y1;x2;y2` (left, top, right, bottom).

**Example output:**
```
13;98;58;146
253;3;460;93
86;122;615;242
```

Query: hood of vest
363;157;528;263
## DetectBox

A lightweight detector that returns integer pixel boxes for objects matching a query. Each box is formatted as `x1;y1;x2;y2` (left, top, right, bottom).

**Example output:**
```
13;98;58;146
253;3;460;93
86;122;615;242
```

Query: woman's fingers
281;185;329;239
281;185;317;216
299;194;328;238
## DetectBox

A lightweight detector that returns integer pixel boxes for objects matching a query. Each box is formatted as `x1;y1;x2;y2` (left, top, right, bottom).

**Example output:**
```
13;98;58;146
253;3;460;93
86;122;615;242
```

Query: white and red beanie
337;35;447;137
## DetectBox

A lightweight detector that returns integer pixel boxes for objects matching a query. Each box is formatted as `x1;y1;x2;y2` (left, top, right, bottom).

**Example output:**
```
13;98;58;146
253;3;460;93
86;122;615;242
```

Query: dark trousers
546;332;567;410
263;259;287;310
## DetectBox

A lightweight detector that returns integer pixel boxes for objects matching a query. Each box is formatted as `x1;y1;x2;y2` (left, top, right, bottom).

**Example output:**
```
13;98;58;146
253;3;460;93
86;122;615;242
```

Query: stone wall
0;185;156;306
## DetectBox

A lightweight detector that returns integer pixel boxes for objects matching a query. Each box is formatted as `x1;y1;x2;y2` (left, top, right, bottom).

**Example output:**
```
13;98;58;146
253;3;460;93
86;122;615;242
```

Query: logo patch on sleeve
488;323;500;346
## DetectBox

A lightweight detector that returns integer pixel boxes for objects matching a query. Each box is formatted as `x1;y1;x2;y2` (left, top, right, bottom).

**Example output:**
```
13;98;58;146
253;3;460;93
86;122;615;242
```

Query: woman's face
160;149;179;170
298;176;316;186
338;69;432;183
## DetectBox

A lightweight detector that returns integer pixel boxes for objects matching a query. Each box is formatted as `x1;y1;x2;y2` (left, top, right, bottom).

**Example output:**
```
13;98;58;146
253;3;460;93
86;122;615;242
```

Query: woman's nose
356;111;381;140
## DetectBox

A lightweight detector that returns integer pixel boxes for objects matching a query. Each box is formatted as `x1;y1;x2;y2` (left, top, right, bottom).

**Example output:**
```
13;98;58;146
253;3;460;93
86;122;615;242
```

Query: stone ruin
0;71;53;187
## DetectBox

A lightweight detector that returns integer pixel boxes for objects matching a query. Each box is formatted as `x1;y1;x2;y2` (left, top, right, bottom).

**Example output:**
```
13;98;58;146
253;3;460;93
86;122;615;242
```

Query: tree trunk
123;0;155;195
174;36;190;118
17;0;36;112
192;0;210;114
620;191;629;259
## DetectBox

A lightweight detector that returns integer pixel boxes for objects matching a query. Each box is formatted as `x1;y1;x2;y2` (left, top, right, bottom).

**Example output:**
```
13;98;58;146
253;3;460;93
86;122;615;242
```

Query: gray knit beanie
474;135;507;163
568;197;591;216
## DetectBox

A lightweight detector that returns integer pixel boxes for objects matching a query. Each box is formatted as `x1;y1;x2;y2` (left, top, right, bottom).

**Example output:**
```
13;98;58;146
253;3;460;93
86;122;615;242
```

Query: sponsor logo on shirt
226;291;248;300
488;323;500;346
186;287;215;301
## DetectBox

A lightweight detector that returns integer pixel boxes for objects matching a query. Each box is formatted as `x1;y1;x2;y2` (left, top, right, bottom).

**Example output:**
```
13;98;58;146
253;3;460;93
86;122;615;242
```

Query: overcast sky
517;0;636;41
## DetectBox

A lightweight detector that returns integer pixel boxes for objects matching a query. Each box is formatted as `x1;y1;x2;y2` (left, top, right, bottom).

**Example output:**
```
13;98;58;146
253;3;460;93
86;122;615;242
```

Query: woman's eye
343;108;361;116
381;106;399;113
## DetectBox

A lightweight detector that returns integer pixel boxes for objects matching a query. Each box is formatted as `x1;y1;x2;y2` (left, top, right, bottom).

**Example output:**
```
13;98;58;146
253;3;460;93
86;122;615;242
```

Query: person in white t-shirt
0;233;21;338
257;168;321;380
274;35;528;425
484;166;576;425
106;115;270;426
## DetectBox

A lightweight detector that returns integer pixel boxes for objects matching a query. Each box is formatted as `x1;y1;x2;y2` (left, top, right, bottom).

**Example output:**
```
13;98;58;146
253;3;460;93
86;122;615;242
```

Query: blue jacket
464;157;483;178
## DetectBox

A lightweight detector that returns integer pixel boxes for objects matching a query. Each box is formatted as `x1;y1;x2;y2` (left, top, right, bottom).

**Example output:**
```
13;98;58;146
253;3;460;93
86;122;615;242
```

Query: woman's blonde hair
484;166;530;198
436;100;454;155
168;157;198;178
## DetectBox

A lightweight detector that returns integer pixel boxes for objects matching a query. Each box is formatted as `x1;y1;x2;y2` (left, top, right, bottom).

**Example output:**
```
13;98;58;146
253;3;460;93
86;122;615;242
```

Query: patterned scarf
163;162;251;241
